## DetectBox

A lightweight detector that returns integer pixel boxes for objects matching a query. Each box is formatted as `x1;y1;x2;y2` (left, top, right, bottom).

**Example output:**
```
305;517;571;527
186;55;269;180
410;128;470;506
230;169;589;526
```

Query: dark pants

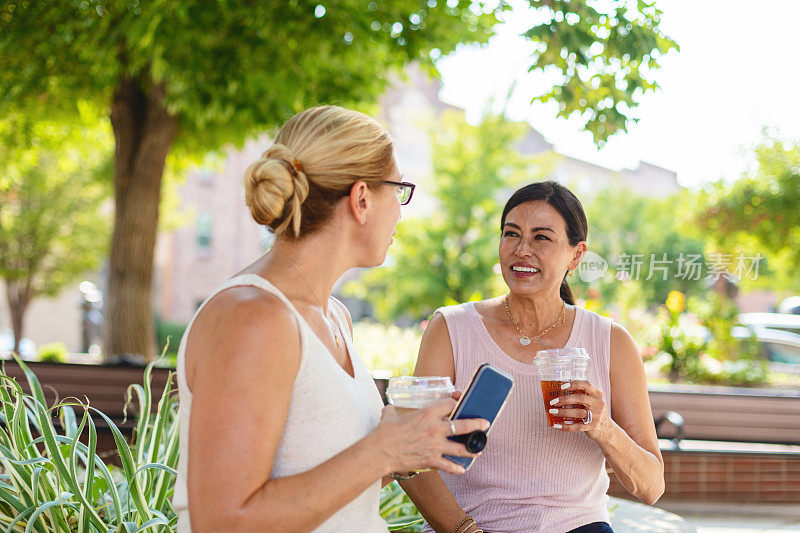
567;522;614;533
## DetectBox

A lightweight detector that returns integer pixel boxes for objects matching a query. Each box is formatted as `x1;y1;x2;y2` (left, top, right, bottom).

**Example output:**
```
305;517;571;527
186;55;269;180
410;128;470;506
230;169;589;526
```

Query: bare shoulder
415;311;455;379
423;310;452;342
185;286;301;390
472;296;504;320
608;321;647;402
609;322;640;360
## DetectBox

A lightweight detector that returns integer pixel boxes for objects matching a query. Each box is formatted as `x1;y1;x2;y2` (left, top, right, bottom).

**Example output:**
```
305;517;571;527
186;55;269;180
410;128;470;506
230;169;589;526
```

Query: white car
739;312;800;335
778;296;800;315
735;313;800;372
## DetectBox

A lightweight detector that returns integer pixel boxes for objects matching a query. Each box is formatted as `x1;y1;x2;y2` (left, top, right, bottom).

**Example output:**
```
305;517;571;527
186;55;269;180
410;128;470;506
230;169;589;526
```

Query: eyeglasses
382;180;415;205
344;179;416;205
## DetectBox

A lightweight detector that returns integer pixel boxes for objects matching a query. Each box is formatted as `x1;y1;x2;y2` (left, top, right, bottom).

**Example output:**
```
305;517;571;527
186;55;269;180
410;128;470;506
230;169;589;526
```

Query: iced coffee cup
533;347;589;427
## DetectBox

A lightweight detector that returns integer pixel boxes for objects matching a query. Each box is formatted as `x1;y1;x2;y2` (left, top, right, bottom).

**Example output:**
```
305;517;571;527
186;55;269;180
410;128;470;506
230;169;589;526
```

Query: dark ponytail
500;180;587;306
560;274;575;305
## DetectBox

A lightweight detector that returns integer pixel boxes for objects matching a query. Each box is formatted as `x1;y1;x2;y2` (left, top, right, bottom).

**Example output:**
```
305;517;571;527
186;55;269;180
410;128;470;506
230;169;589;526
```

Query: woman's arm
399;313;479;533
551;323;665;504
186;291;485;532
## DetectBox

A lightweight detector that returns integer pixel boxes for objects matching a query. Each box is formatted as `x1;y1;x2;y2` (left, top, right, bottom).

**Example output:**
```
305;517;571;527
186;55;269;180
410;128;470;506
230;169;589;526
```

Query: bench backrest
1;360;172;421
649;386;800;445
4;362;798;446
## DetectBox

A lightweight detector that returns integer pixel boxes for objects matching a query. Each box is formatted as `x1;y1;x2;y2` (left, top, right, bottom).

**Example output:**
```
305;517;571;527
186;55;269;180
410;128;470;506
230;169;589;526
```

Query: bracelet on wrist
452;516;474;533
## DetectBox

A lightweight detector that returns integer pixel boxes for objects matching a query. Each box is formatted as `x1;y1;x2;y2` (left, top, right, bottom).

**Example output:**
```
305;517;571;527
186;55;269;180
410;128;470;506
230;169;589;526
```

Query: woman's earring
568;269;575;277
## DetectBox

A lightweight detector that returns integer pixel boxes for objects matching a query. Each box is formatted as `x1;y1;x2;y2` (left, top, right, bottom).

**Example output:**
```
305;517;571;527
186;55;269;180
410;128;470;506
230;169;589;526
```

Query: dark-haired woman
401;181;664;533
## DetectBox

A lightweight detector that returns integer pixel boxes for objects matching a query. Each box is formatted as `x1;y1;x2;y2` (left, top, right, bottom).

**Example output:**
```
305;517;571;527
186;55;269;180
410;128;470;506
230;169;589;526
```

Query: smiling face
499;200;586;297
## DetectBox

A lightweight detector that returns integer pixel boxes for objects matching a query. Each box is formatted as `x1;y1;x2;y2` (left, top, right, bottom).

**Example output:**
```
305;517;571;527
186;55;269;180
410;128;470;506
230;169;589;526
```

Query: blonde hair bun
243;106;394;238
244;143;309;235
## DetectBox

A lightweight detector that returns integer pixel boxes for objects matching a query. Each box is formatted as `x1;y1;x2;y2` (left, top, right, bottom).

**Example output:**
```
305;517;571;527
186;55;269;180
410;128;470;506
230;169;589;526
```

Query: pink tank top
426;303;612;533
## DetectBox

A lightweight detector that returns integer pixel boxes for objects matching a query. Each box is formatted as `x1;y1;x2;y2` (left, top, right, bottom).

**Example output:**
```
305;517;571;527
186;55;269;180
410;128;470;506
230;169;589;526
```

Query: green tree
692;136;800;289
0;1;496;359
0;106;111;355
523;0;678;143
0;0;675;358
349;112;539;321
575;188;707;309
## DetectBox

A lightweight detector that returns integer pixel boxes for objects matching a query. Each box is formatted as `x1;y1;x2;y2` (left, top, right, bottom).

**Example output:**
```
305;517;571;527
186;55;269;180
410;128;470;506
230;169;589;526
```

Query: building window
197;212;213;250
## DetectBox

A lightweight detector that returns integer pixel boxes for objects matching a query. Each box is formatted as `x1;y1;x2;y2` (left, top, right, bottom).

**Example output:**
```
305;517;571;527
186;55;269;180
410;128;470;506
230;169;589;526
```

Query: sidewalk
610;498;695;532
657;502;800;533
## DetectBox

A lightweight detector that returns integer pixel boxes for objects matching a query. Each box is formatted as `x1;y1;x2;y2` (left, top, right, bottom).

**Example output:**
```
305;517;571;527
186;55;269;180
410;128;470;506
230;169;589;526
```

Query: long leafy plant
0;357;423;531
0;357;179;532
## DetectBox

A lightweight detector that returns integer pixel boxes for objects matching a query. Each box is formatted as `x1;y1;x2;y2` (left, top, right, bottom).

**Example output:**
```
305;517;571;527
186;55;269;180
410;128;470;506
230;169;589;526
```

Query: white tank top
173;274;388;532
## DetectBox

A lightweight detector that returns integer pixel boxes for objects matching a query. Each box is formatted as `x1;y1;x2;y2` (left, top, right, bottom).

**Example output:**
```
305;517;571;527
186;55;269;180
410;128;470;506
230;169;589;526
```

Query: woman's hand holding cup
377;397;489;475
547;380;610;441
379;376;489;476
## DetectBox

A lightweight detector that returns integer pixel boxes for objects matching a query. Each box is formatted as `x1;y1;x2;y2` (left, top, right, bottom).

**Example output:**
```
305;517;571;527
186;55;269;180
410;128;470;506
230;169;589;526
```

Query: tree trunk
5;279;30;356
104;77;177;362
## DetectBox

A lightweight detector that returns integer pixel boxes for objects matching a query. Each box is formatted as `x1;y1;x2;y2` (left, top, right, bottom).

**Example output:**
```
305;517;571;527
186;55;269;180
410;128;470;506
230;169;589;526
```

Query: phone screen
445;364;513;469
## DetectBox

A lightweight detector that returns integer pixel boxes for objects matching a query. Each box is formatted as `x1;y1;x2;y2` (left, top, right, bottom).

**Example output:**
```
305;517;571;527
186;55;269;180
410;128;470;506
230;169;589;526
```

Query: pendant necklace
504;294;565;346
275;250;341;348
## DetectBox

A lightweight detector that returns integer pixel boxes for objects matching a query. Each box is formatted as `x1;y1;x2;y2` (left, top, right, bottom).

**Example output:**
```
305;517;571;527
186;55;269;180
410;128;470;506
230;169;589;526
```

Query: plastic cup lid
533;347;589;363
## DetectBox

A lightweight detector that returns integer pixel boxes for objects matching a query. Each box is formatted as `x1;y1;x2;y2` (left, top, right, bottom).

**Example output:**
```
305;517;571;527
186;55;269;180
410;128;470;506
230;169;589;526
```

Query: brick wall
155;137;268;324
608;450;800;504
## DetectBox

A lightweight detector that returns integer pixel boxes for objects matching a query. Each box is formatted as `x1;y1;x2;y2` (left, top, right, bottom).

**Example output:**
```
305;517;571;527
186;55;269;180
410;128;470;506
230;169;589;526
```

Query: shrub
381;481;424;531
0;357;429;531
154;317;187;358
353;321;424;376
0;356;179;531
36;342;68;363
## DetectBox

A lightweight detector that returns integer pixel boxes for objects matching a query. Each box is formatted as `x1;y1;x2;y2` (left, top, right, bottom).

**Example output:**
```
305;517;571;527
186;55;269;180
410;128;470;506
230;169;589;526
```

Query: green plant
688;293;761;361
36;343;68;364
0;356;179;531
657;291;708;382
354;321;424;377
652;291;770;386
380;481;424;532
348;112;538;322
154;318;187;358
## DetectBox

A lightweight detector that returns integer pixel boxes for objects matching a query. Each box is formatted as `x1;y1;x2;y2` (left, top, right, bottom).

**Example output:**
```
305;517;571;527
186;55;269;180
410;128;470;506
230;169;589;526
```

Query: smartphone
445;363;514;471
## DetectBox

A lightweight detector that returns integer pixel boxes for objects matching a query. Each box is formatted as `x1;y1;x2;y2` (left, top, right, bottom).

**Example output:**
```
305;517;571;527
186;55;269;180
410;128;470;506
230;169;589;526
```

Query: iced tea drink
533;348;589;427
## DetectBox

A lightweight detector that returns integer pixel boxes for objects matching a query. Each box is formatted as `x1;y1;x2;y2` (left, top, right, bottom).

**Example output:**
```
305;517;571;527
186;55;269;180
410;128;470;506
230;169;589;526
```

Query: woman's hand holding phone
375;397;489;476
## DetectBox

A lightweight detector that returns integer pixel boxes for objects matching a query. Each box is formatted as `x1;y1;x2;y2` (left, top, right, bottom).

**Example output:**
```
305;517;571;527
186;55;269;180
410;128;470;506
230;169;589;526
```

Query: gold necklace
274;250;341;348
504;294;565;346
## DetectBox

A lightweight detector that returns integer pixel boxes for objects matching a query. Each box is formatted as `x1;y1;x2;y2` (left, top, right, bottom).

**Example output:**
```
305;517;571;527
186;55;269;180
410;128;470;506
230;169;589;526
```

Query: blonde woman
171;106;488;532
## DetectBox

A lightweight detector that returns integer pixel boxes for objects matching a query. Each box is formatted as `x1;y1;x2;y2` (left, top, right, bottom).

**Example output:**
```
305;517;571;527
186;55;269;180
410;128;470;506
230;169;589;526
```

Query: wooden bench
648;384;800;446
1;360;173;457
630;384;800;504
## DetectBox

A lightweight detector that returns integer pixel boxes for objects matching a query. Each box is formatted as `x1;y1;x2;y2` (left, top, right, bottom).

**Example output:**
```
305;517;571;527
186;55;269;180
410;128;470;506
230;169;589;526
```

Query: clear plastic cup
386;376;455;473
386;376;455;413
533;347;589;427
